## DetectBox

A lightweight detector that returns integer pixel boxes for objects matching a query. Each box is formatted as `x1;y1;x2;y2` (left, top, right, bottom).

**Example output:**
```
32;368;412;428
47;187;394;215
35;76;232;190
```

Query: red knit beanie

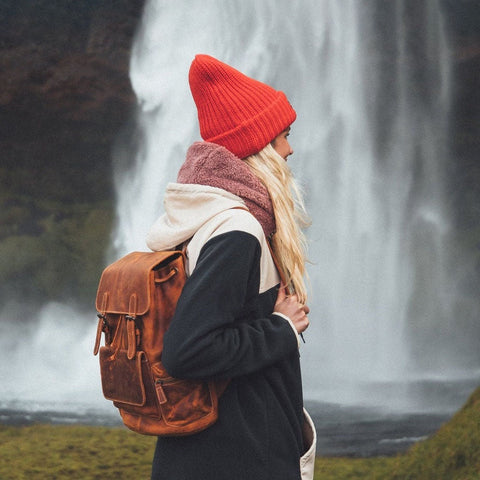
189;54;296;159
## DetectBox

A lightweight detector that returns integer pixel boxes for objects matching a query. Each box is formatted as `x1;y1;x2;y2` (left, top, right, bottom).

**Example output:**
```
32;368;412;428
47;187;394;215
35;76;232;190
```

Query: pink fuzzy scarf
177;142;276;238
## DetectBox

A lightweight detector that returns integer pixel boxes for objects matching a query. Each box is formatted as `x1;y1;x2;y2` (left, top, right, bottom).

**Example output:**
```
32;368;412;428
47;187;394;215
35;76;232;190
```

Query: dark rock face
0;0;145;308
1;0;144;201
443;0;480;230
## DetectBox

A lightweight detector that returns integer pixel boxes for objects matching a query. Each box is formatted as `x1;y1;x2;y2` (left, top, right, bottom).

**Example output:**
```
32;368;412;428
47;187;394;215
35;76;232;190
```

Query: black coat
151;226;305;480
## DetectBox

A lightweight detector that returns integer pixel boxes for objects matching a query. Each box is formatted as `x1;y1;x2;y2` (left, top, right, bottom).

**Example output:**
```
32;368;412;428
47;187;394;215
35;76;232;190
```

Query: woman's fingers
274;290;310;334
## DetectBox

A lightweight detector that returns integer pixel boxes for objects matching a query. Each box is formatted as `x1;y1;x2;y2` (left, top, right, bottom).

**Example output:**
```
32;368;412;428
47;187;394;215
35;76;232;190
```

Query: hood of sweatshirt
146;182;246;251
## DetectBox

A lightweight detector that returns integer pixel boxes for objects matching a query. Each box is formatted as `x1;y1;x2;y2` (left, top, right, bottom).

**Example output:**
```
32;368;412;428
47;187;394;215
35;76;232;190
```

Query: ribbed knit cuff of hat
206;91;296;159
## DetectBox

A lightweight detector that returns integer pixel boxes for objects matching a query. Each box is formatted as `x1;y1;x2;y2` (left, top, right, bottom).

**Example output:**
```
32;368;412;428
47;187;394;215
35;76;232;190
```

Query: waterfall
113;0;479;411
298;0;458;407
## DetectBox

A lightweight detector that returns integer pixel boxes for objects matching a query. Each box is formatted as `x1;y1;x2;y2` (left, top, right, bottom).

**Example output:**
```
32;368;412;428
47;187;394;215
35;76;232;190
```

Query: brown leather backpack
93;250;228;436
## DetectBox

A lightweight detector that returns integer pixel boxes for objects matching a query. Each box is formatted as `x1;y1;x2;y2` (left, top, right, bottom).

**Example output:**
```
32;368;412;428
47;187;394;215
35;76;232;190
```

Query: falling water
297;0;459;407
112;0;480;411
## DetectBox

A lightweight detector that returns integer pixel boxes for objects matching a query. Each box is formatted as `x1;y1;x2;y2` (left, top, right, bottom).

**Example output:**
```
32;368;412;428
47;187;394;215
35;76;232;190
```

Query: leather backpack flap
96;251;181;316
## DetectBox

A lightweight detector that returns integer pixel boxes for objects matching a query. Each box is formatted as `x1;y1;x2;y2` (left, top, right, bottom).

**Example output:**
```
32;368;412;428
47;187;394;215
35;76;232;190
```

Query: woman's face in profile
271;127;293;160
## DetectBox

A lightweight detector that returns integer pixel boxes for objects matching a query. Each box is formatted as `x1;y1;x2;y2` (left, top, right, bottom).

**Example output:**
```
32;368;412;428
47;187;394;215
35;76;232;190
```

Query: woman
147;54;316;480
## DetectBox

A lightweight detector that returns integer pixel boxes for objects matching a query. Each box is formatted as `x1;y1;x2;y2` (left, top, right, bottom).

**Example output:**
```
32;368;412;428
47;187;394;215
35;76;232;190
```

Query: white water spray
0;303;112;417
112;0;479;411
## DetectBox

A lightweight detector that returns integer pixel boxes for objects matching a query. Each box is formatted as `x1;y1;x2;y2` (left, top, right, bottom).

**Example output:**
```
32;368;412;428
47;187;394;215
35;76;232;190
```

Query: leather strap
93;292;109;356
127;294;138;360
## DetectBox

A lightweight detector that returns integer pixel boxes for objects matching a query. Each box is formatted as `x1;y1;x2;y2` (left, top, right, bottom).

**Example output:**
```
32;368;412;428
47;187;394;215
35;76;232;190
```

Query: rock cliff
0;0;145;308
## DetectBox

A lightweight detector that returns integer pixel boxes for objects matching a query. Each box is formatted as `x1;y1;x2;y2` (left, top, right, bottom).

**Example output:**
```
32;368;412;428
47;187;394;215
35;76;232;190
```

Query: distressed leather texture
94;250;227;436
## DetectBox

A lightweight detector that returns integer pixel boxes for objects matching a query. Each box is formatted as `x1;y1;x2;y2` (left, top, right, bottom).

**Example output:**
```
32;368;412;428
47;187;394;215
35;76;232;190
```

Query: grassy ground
1;387;479;479
0;423;395;479
0;423;154;480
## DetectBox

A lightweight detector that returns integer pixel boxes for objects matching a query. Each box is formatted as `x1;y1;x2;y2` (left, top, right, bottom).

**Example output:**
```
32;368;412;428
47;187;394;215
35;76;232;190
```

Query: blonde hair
243;144;310;303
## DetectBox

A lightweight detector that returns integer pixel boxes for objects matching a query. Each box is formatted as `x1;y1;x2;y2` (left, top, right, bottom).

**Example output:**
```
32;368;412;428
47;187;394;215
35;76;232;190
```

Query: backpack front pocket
99;346;147;407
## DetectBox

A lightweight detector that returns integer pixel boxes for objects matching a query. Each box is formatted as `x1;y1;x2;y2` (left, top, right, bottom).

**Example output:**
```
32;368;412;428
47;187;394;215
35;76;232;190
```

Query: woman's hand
274;285;310;335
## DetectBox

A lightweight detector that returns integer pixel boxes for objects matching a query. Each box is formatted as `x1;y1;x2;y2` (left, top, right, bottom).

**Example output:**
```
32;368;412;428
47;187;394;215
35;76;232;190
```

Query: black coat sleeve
161;230;298;380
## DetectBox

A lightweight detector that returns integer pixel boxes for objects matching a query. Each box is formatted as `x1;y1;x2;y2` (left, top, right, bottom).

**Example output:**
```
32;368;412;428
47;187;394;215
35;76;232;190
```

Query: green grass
385;386;480;479
0;424;156;480
1;386;479;479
